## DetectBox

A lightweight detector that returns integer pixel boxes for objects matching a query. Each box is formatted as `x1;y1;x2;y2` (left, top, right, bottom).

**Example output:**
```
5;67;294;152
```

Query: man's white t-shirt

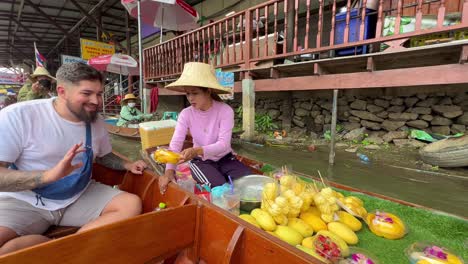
0;98;112;210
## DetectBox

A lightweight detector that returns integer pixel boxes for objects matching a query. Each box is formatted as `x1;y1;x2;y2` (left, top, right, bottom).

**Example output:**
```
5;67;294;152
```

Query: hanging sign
80;39;115;60
216;71;234;100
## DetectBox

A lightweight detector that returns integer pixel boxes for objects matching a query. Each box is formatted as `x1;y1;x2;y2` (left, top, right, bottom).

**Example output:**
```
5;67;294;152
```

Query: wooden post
282;91;292;132
329;89;339;165
286;0;295;53
241;77;255;141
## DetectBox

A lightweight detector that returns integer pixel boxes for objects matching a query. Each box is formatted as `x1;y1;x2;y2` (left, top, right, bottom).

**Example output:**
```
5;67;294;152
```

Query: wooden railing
144;0;468;81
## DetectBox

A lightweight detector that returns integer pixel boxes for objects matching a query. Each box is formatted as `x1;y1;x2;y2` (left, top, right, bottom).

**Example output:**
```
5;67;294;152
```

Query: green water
111;136;468;218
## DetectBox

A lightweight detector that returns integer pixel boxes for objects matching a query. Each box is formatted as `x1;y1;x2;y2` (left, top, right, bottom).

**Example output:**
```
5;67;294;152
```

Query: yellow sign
80;39;115;60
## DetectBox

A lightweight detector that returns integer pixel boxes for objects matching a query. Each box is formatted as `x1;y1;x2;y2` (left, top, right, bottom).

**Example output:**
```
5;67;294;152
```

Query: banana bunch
337;196;367;218
313;187;340;223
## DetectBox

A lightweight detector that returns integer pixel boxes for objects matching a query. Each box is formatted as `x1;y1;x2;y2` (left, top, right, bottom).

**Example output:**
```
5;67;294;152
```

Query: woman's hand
180;147;203;162
159;170;176;194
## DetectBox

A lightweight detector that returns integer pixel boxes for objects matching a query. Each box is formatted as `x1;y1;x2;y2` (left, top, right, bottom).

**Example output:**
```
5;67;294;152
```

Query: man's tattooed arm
0;161;45;192
95;152;128;171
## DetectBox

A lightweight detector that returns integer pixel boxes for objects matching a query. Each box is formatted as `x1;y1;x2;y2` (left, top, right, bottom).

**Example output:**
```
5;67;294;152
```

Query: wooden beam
233;64;468;92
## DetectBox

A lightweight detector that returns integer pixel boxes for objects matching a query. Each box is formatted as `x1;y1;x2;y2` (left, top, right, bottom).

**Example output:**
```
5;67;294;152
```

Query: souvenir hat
29;67;56;82
165;62;231;94
121;93;140;105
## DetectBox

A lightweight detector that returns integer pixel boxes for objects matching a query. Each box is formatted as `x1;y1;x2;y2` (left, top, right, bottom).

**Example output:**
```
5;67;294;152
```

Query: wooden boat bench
44;163;191;239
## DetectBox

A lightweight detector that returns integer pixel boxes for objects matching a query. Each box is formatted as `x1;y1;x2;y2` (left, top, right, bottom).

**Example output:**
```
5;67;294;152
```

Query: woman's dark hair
200;87;222;102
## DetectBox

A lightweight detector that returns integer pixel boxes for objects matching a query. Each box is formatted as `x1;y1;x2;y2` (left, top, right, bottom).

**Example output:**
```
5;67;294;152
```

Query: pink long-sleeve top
166;100;234;171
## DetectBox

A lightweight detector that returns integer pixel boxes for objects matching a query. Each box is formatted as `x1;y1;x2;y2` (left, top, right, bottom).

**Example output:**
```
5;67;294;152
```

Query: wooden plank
230;226;321;264
437;0;446;29
198;206;240;264
293;0;299;51
91;163;125;186
222;226;245;263
0;206;197;264
145;172;191;212
233;63;468;91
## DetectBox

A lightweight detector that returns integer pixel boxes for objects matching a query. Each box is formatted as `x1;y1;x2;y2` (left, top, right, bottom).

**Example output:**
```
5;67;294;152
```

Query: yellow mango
366;213;406;240
296;245;330;263
328;222;359;245
288;218;314;237
336;211;362;231
153;148;181;164
447;253;463;264
345;196;364;207
250;209;277;231
274;226;303;246
334;192;345;199
239;214;260;228
305;207;321;217
301;236;314;249
300;212;327;232
315;230;350;257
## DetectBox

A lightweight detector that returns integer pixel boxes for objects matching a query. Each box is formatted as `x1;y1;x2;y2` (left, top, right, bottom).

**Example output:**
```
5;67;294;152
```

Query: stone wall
229;87;468;141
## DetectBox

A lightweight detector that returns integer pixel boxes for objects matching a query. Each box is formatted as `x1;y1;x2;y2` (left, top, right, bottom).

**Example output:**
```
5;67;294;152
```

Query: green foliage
255;114;278;132
235;106;278;133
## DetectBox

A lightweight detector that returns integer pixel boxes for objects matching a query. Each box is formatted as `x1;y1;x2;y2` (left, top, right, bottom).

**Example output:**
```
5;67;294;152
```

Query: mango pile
237;175;370;262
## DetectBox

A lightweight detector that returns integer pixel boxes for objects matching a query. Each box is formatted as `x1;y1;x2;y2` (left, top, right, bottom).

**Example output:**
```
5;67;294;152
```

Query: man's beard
66;101;98;123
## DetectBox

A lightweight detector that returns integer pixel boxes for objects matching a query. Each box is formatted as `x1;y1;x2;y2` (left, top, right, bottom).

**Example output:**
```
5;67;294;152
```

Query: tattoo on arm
0;162;45;192
95;153;126;171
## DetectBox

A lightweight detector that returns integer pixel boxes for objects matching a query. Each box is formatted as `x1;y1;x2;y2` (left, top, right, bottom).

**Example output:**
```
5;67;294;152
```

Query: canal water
111;135;468;218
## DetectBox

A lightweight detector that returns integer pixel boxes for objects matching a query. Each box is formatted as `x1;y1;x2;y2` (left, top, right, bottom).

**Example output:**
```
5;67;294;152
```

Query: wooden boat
0;152;319;264
419;134;468;167
104;118;140;140
2;150;465;263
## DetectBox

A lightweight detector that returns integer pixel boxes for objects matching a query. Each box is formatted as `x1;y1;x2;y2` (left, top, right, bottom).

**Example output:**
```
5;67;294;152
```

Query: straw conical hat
165;62;231;94
121;93;140;105
29;67;56;81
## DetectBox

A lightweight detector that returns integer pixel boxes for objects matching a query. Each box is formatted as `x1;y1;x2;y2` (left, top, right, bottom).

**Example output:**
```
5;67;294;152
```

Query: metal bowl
234;175;275;212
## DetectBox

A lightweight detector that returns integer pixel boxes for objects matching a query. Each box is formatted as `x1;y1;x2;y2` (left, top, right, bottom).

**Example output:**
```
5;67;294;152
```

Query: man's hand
124;160;147;174
43;143;86;184
159;170;176;194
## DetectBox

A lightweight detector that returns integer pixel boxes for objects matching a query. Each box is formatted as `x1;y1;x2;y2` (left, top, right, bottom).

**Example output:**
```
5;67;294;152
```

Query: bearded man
0;62;147;255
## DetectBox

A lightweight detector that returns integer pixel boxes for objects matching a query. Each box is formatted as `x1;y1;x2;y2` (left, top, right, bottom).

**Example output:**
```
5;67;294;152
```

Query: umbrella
88;53;139;75
122;0;199;43
121;0;198;114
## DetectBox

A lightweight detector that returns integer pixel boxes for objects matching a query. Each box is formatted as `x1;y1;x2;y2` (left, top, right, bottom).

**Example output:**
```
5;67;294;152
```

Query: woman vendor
116;93;151;127
159;62;252;193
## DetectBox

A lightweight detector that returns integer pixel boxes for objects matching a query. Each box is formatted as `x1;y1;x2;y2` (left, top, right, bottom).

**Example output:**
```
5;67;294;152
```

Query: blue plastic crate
334;8;377;56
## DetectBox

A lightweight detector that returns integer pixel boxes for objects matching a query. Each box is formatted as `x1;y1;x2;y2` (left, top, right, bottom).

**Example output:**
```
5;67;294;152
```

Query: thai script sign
80;39;115;60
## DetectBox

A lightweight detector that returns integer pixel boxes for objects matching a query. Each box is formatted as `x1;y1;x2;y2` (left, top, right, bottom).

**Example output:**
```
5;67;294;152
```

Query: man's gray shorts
0;181;121;235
